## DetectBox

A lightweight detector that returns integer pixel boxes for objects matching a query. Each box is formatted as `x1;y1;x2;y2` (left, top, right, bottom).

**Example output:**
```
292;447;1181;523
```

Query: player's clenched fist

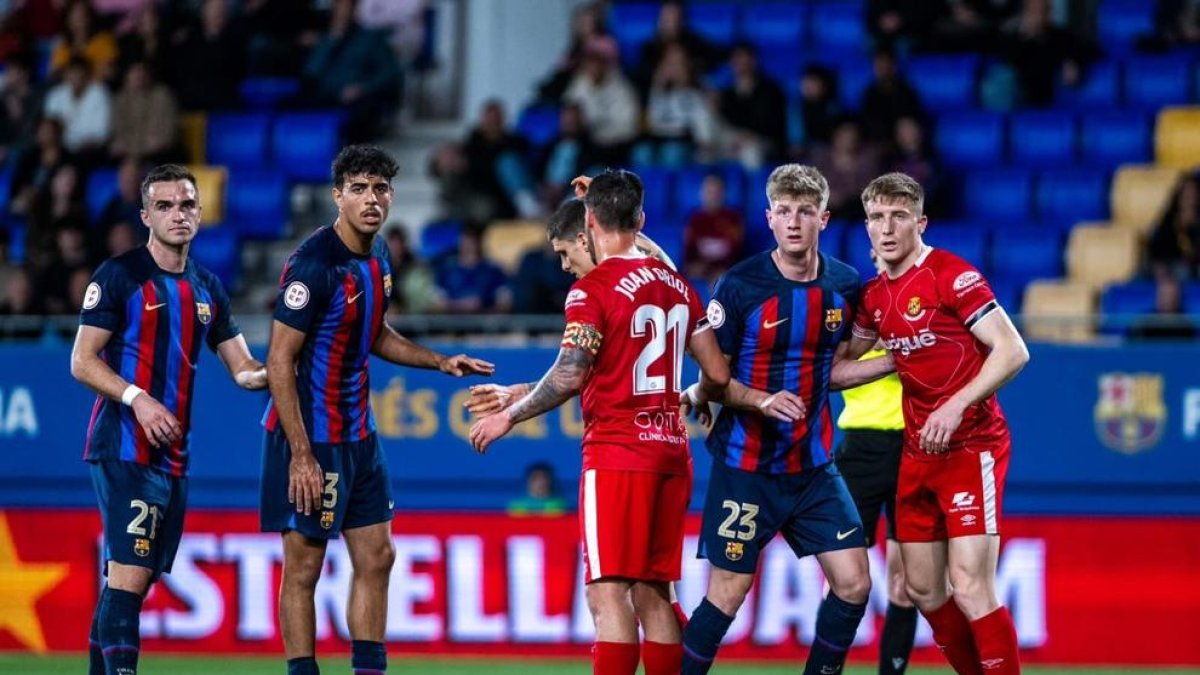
464;383;529;416
438;354;496;377
130;394;182;447
469;412;513;454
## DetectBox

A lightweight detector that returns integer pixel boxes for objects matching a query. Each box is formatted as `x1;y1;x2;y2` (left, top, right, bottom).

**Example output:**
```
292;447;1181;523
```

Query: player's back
564;255;708;475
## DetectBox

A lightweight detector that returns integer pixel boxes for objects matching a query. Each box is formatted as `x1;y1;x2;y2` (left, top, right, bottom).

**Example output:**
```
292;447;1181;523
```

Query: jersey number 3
631;304;688;396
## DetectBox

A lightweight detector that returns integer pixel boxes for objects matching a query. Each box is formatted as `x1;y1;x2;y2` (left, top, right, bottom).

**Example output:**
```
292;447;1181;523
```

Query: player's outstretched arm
829;338;895;391
372;323;495;376
266;320;323;515
216;334;267;390
463;382;536;416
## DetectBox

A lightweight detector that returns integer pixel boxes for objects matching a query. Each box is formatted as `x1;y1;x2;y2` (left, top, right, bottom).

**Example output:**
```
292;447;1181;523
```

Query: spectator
535;102;600;209
28;164;88;268
384;227;443;314
50;0;119;83
632;44;718;168
95;158;144;249
1148;175;1200;279
536;1;608;104
861;50;923;144
105;220;141;258
719;43;787;169
36;225;90;314
8;118;70;219
241;0;321;76
866;0;944;54
507;461;568;516
109;60;179;164
171;0;247;111
683;173;744;284
510;239;575;314
564;35;641;164
43;56;112;159
1130;273;1198;341
66;264;94;312
434;229;511;313
787;64;843;158
303;0;402;141
115;3;171;81
636;0;723;89
1149;0;1200;49
0;56;42;167
0;266;42;317
998;0;1097;107
887;116;943;215
811;120;882;220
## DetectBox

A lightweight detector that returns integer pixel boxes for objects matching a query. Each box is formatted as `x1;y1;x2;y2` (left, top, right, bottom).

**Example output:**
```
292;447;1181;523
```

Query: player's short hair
547;198;586;241
140;164;197;207
332;144;399;188
765;164;829;211
583;169;644;233
861;172;925;214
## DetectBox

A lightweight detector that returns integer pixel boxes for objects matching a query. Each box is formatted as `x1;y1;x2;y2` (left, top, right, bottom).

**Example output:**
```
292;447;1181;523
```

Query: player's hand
919;401;965;454
757;390;806;423
288;451;324;515
439;354;495;377
464;383;519;415
130;394;182;447
469;412;513;454
680;384;714;426
571;175;592;198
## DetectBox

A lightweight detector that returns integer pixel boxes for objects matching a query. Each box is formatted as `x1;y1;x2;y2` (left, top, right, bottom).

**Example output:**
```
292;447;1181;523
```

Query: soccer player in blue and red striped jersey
261;145;494;675
678;165;894;675
71;163;267;675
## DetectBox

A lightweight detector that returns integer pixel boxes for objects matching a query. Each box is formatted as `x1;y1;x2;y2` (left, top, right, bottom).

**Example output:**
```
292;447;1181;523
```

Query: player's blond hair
861;172;925;214
765;164;829;211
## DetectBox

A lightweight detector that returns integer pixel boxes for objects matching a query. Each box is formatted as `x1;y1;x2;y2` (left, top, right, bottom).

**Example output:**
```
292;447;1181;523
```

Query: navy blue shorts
260;428;394;539
90;460;187;582
697;461;865;573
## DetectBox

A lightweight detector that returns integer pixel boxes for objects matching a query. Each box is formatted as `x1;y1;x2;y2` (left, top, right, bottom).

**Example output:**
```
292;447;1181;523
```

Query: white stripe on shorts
583;469;601;578
980;451;998;533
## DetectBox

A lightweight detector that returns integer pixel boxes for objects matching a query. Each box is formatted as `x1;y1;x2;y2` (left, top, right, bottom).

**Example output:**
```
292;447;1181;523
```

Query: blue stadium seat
272;112;342;183
741;4;806;49
674;164;745;218
689;275;715;307
1096;0;1156;55
809;2;867;55
609;3;660;68
688;2;739;47
225;170;289;240
516;103;560;149
907;55;980;109
634;165;675;224
1057;60;1121;108
85;168;120;224
206;113;271;170
1081;111;1151;167
838;61;874;110
1009;111;1077;167
935;111;1005;167
820;219;848;261
420;219;462;261
742;166;771;226
987;275;1024;314
1100;280;1157;335
0;166;12;215
646;223;686;269
189;226;240;290
1035;169;1110;225
961;168;1033;222
239;77;300;110
756;46;804;87
927;227;988;273
1183;281;1200;312
991;227;1065;283
843;226;876;280
1124;55;1195;109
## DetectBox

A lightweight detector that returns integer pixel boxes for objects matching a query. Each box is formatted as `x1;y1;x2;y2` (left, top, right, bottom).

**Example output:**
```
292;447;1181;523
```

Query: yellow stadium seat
179;113;207;165
1066;225;1140;289
188;165;227;225
1155;106;1200;170
483;219;550;274
1022;280;1096;343
1110;164;1182;233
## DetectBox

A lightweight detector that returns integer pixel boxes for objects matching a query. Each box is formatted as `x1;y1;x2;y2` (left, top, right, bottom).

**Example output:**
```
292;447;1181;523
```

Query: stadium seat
674;164;745;218
907;55;980;109
419;219;463;261
515;103;560;150
756;46;804;88
687;2;739;47
1110;165;1183;233
646;223;686;269
741;4;806;50
960;168;1033;222
1035;169;1109;225
239;77;300;110
990;227;1065;283
206;113;271;170
482;220;549;274
178;112;207;165
272;112;343;183
837;60;875;110
609;3;660;68
1022;280;1095;342
987;275;1024;314
188;225;240;290
1096;0;1156;55
634;165;675;224
927;228;988;273
1056;60;1120;108
1009;111;1077;167
85;168;119;224
935;111;1005;167
188;165;227;224
1081;111;1151;167
1099;280;1157;335
0;166;12;215
820;219;848;262
1183;281;1200;312
809;2;867;55
1066;225;1140;289
1124;55;1195;109
225;170;289;240
1154;106;1200;170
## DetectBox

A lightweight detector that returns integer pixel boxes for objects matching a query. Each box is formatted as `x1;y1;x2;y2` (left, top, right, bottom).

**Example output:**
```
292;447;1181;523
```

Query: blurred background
0;0;1197;670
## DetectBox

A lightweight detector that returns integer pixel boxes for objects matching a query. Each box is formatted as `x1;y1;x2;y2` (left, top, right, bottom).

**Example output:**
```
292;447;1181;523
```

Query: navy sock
287;656;320;675
98;587;143;675
88;590;106;675
351;640;387;673
681;598;735;675
880;603;918;674
803;591;867;675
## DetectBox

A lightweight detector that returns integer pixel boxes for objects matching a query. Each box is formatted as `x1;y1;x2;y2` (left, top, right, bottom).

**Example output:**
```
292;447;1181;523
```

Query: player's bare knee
829;566;871;604
706;570;753;616
629;582;669;615
903;579;945;611
107;562;154;596
282;550;325;590
357;540;395;578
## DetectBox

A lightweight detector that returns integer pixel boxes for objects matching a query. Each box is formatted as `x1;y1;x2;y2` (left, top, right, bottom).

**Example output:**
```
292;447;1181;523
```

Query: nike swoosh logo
347;291;365;304
763;317;789;329
836;527;859;541
144;302;167;311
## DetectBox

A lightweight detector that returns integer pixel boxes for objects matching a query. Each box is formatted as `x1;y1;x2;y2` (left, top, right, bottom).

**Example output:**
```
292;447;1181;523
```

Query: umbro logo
981;658;1005;669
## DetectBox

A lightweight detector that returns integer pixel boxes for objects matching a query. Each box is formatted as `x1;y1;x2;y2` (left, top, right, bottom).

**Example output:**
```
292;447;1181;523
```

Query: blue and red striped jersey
705;251;861;474
263;226;392;444
80;246;240;476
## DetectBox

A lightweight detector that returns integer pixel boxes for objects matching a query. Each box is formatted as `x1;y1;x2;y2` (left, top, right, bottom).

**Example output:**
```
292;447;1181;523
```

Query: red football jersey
852;247;1010;460
563;255;709;475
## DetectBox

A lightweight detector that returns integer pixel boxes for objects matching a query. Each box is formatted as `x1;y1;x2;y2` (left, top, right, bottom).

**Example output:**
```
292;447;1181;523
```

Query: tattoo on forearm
562;322;603;355
507;348;592;424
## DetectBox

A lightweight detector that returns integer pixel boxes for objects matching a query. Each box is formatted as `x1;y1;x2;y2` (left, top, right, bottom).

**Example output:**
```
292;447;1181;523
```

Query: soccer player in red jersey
851;173;1030;675
470;169;730;675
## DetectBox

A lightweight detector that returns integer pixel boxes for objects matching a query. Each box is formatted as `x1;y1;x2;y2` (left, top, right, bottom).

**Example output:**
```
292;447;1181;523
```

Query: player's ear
917;214;928;234
637;210;646;232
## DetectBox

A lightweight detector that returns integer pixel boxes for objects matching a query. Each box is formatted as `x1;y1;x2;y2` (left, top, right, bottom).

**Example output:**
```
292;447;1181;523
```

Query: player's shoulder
291;226;336;262
187;257;227;295
927;247;987;288
724;250;773;281
820;253;863;294
95;247;150;285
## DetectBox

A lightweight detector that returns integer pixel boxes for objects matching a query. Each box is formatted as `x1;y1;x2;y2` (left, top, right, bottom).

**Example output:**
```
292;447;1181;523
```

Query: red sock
923;600;984;675
592;641;640;675
642;640;683;675
970;607;1021;674
671;600;689;629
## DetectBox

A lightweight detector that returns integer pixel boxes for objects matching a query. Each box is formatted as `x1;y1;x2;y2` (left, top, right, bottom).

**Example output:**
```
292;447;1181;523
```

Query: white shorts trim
980;451;998;534
583;469;601;578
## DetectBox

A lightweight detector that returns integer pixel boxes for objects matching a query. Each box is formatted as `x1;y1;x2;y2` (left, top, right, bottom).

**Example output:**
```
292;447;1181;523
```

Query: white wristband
684;382;702;402
121;385;145;406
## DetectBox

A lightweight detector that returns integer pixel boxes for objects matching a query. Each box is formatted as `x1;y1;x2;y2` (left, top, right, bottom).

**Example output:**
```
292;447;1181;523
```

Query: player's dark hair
140;164;197;207
583;169;643;233
332;144;400;188
546;198;586;241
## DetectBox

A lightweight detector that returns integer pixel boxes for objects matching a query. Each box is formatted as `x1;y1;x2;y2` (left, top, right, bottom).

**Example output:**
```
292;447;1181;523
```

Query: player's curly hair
765;164;829;212
546;198;586;242
861;172;925;214
140;163;197;207
331;144;400;187
583;169;644;233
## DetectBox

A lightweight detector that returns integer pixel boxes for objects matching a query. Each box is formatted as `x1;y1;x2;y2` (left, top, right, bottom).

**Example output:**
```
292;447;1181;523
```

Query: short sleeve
688;280;710;336
205;273;241;350
938;259;999;331
707;275;743;356
851;282;879;341
562;280;604;356
273;253;332;332
79;259;129;332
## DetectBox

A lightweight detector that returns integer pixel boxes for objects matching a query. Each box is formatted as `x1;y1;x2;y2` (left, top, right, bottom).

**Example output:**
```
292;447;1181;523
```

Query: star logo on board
0;511;69;652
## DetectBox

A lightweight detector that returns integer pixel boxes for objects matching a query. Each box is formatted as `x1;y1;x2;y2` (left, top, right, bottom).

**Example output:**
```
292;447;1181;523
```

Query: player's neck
883;243;930;279
333;218;374;255
771;246;820;282
147;238;187;273
591;230;640;264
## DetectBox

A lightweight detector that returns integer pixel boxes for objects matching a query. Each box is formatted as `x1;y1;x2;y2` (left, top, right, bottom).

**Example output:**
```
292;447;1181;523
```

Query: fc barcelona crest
824;308;843;332
1094;372;1165;454
134;538;151;558
906;297;923;317
724;541;744;562
320;510;335;530
195;302;212;325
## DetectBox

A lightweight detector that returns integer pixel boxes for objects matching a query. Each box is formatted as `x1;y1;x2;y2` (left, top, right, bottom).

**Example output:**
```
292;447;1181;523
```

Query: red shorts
578;467;691;583
895;441;1010;542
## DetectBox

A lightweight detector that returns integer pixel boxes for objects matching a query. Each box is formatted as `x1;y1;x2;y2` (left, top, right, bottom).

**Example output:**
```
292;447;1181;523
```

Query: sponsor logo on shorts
961;514;977;526
981;658;1005;670
1094;372;1165;454
836;527;859;541
724;541;744;562
134;538;151;558
952;491;976;508
824;308;843;332
320;511;334;530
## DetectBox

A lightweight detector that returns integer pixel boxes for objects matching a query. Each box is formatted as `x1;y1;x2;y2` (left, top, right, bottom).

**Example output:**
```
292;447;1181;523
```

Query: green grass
2;655;1198;675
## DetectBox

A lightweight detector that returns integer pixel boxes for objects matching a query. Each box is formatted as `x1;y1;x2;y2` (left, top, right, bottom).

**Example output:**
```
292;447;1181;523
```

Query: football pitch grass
3;655;1199;675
